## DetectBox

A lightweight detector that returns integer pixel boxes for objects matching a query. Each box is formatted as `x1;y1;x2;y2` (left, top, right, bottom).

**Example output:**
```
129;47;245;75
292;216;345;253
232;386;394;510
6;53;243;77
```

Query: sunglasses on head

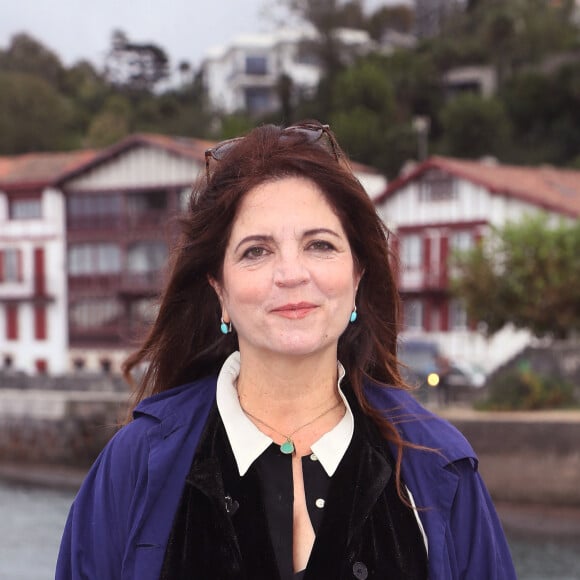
204;122;342;183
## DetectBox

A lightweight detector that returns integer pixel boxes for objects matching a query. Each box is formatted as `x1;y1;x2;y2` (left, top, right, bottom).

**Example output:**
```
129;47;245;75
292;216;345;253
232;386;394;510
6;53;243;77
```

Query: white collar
216;351;354;477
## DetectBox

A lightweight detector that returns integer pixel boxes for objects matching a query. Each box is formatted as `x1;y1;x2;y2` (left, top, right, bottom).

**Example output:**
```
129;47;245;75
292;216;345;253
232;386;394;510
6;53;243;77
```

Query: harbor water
0;480;579;579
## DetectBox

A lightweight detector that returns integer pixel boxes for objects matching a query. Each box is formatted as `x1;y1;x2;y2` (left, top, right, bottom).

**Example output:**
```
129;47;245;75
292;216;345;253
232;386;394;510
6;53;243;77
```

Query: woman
57;121;516;579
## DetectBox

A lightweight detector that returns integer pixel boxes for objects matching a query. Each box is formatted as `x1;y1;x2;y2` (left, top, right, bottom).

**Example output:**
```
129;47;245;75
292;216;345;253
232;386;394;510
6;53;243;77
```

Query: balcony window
244;87;273;115
400;234;423;270
245;55;268;75
9;197;42;219
68;243;122;275
0;248;22;283
68;193;121;229
403;299;424;331
450;230;474;252
127;241;167;273
69;297;122;329
449;299;468;330
419;170;456;202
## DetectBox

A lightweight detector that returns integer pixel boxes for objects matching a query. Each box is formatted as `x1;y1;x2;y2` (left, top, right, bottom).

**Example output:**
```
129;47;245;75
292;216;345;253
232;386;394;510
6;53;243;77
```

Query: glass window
419;170;456;202
450;230;474;252
2;249;21;282
244;87;272;115
68;243;121;275
245;55;268;75
67;193;121;224
400;234;423;270
127;190;167;213
127;241;167;273
403;299;424;330
449;299;468;330
69;298;122;328
9;198;42;219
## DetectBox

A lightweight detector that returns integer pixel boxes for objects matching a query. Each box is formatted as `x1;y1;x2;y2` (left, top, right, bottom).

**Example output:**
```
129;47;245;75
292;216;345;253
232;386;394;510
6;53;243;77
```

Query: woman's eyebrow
303;228;342;239
234;235;274;253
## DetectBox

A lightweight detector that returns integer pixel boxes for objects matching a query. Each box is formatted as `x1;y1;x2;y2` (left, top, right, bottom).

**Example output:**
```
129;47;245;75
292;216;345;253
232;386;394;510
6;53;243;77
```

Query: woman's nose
273;253;309;287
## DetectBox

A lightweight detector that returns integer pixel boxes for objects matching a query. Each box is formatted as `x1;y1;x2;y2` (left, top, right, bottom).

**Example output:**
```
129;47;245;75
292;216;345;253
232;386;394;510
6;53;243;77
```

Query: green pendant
280;438;295;454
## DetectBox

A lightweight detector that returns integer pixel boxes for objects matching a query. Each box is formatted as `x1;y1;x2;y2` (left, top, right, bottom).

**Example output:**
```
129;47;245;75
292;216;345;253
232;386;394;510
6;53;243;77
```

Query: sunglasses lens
282;126;324;143
208;138;243;161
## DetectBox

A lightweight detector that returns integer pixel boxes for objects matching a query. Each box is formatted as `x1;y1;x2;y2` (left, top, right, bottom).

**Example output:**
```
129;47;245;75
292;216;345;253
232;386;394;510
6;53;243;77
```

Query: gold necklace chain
241;399;344;455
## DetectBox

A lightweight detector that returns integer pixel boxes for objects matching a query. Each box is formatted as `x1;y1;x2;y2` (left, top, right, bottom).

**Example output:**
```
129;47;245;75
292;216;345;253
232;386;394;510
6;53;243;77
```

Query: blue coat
56;376;516;579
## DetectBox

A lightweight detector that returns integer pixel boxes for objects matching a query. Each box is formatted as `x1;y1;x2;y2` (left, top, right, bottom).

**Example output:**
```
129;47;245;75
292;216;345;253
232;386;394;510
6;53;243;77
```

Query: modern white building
201;26;375;116
375;155;580;371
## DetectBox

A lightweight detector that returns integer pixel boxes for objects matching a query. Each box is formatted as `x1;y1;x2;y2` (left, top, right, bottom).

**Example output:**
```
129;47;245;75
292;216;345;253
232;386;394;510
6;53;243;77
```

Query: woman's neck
235;349;341;430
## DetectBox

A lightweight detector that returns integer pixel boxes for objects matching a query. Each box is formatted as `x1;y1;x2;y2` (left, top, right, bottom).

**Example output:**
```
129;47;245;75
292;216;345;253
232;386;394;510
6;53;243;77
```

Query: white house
201;26;374;116
1;133;385;375
0;150;97;374
375;155;580;371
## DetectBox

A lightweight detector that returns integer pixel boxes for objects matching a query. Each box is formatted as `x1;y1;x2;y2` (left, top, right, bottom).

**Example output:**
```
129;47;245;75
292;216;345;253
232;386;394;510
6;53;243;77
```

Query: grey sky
0;0;410;72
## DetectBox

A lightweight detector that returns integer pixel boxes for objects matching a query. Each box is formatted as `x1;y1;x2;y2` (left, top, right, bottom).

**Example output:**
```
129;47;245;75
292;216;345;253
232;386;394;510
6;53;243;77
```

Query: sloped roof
57;133;214;184
376;156;580;218
0;150;98;191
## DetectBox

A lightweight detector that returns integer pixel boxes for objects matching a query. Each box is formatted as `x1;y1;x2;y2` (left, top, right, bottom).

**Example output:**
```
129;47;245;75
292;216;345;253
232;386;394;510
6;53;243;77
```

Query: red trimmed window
34;305;47;340
0;248;23;283
6;304;19;340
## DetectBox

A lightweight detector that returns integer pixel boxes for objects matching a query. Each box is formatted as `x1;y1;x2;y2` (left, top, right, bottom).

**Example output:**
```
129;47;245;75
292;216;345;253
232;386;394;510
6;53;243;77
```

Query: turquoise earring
220;318;232;334
349;306;358;323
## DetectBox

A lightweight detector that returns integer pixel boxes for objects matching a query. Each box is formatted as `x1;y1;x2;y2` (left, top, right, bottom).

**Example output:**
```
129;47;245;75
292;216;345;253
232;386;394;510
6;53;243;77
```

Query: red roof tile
376;156;580;218
0;150;98;190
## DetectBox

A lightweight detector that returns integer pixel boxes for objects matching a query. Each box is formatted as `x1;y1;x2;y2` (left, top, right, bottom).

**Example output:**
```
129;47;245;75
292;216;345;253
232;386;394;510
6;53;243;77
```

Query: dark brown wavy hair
123;120;419;497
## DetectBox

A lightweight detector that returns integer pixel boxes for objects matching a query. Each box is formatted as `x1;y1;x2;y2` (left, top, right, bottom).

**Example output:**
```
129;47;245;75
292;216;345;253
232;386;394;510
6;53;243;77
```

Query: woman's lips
271;303;318;319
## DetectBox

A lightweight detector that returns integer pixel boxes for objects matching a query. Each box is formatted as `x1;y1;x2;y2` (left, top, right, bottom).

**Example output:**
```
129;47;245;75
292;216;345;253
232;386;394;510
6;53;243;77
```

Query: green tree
0;72;71;153
439;93;512;158
452;214;580;339
86;95;131;147
0;33;64;87
104;30;170;93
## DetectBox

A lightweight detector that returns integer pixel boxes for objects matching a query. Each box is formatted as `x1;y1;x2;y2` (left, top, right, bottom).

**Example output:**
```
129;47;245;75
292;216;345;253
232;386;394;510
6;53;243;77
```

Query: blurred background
1;1;579;578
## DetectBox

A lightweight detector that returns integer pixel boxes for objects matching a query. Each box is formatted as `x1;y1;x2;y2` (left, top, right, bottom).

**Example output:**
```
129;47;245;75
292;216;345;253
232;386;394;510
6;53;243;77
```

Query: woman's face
211;176;361;363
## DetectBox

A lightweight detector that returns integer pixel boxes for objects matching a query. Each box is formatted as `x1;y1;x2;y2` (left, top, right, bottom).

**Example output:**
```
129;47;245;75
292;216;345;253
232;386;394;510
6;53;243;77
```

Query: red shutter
34;247;45;295
17;249;23;282
6;304;18;340
440;234;449;288
441;299;450;332
423;234;431;288
34;304;47;340
424;298;431;332
35;359;48;374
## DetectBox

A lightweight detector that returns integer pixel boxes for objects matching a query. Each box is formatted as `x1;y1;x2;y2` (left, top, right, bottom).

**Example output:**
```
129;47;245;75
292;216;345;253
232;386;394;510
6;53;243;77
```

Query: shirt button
352;561;368;579
310;453;318;461
315;498;325;509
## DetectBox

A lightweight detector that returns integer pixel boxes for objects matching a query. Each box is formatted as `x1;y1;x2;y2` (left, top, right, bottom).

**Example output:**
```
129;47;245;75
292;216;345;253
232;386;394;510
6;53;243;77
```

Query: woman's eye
242;246;268;259
308;240;335;251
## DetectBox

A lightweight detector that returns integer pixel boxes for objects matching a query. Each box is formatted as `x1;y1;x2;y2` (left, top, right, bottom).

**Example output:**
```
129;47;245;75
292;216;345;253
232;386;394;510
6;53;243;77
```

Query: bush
478;368;577;411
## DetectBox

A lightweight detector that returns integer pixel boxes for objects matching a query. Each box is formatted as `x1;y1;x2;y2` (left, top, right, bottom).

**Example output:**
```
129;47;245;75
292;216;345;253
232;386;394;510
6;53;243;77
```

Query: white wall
0;187;68;374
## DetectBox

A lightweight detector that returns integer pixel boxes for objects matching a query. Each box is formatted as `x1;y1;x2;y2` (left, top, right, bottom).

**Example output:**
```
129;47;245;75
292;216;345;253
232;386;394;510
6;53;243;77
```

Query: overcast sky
0;0;410;73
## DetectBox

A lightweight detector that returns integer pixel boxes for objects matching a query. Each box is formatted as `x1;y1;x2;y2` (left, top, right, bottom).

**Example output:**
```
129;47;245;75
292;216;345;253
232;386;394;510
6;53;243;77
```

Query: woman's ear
207;275;229;321
207;275;223;303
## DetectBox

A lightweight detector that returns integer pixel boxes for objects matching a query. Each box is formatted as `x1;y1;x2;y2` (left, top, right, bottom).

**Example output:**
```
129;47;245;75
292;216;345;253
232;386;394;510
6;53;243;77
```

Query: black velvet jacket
160;388;428;580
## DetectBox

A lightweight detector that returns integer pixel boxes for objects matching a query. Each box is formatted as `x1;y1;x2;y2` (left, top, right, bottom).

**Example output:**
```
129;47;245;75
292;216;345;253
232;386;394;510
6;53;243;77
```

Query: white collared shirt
216;351;354;477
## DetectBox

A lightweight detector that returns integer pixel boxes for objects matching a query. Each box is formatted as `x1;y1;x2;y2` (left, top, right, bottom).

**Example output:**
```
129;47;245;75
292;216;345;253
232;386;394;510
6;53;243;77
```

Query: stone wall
1;390;579;507
0;390;127;467
440;408;580;506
